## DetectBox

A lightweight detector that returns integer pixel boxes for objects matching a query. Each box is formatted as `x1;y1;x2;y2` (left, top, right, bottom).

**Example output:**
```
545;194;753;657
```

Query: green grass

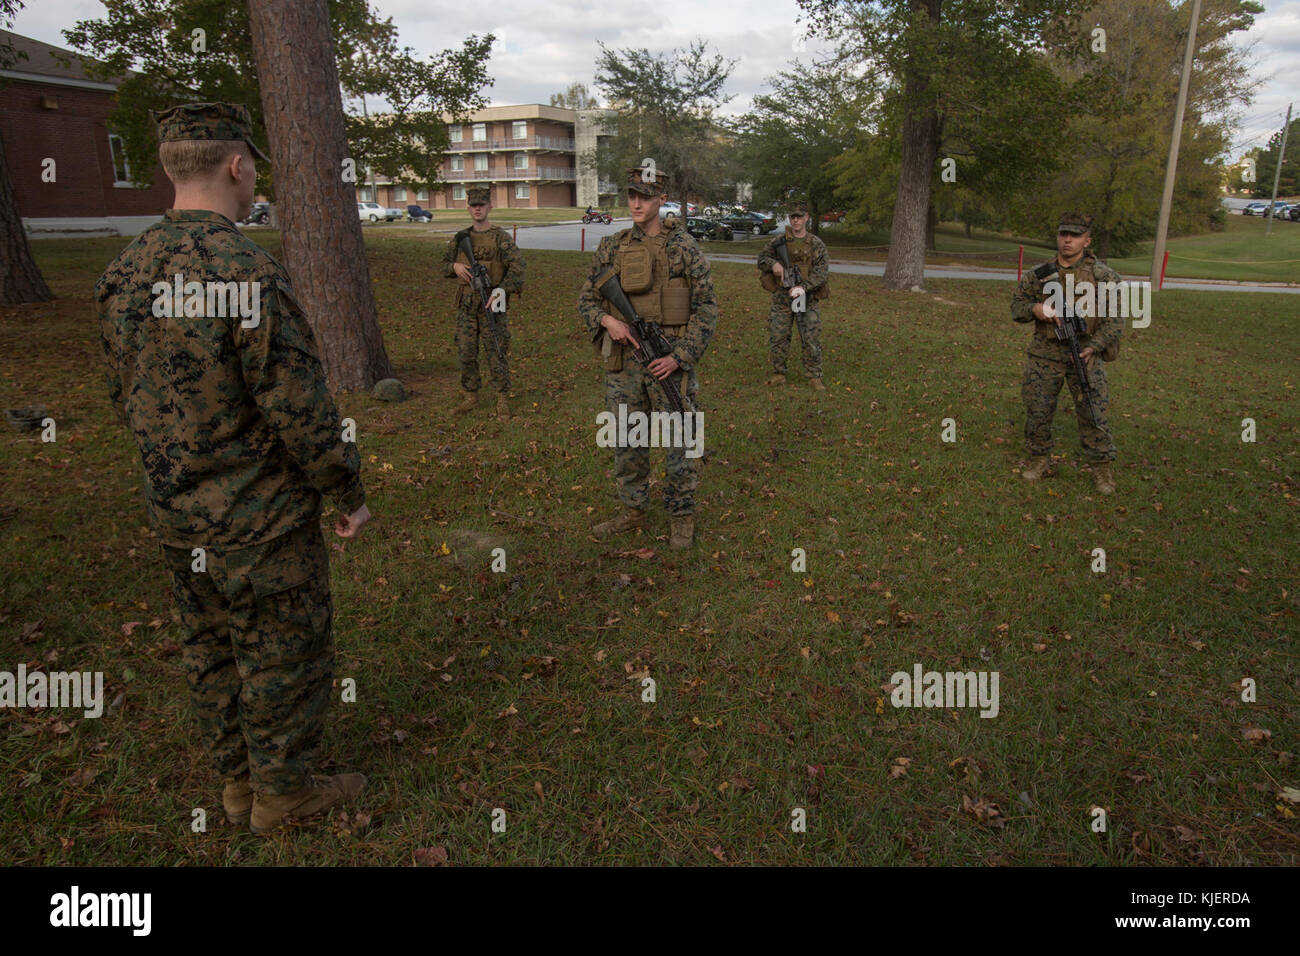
1;234;1297;866
1108;213;1300;283
721;224;1051;270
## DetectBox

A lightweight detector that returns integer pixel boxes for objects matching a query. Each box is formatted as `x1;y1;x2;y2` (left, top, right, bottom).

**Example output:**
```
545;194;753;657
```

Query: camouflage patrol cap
153;102;270;162
786;200;809;215
1058;211;1093;235
466;185;491;205
625;166;669;196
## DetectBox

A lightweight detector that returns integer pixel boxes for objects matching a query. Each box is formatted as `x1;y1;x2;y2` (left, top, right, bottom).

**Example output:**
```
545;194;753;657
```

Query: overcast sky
12;0;1300;159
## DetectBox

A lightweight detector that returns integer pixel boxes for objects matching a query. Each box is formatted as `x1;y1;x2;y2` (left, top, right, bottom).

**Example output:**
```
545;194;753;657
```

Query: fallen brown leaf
414;846;448;866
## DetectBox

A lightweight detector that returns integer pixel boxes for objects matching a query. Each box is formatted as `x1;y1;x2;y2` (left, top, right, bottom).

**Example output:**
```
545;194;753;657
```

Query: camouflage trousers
769;298;822;379
456;300;510;393
1021;349;1116;463
160;520;334;795
604;360;701;516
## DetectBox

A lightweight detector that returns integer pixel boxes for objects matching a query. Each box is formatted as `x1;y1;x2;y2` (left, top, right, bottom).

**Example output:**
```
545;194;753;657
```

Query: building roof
0;30;121;88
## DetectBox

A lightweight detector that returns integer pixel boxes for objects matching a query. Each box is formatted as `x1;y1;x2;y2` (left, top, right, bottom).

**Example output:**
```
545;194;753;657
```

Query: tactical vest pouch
661;280;690;327
593;330;625;372
759;268;780;293
618;242;654;294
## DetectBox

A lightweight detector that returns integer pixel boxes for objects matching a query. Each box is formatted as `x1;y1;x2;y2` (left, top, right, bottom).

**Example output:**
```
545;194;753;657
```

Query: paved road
511;222;1299;295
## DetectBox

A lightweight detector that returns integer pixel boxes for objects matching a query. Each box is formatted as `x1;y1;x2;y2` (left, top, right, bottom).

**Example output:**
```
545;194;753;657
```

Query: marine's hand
601;314;641;348
453;263;472;283
647;354;680;379
1034;301;1063;326
789;285;805;300
772;263;785;280
1080;347;1096;366
335;503;371;540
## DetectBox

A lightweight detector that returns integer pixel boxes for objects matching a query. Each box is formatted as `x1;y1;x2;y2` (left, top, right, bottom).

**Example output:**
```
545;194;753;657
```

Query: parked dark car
407;204;433;222
240;201;270;225
1290;205;1300;222
684;216;733;241
719;211;777;235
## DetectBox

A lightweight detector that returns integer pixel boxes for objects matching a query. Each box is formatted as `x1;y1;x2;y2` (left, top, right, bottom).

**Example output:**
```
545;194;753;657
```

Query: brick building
357;103;617;211
1;30;172;236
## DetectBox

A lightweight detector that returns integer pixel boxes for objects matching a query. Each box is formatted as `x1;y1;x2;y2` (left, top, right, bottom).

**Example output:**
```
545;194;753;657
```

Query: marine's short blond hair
158;139;250;182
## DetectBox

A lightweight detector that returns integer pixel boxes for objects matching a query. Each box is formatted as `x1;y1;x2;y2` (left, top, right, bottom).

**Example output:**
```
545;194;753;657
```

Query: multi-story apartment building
357;103;617;211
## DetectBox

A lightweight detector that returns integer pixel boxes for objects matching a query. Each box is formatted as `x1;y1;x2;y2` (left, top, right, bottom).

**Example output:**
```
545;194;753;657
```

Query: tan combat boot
496;393;510;423
809;378;826;391
1092;463;1116;496
223;776;253;826
1022;456;1053;481
452;390;478;415
592;507;648;538
250;772;367;835
669;516;694;549
767;373;786;386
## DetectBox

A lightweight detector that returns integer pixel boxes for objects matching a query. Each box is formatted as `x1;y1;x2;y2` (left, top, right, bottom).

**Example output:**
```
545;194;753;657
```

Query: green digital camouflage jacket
440;225;526;295
576;219;719;373
1011;251;1124;359
96;209;365;549
757;229;830;295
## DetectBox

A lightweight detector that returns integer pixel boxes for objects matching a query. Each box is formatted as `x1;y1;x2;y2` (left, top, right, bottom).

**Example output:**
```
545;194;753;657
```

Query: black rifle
1033;261;1099;425
772;236;804;292
456;229;507;367
595;273;690;415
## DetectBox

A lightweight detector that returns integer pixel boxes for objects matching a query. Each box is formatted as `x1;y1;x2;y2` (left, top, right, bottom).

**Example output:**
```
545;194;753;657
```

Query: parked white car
357;201;400;222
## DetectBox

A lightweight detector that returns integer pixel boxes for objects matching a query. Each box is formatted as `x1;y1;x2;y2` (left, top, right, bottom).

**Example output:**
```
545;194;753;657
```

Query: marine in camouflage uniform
96;102;367;832
577;166;719;548
441;184;525;423
1011;211;1124;494
756;200;830;389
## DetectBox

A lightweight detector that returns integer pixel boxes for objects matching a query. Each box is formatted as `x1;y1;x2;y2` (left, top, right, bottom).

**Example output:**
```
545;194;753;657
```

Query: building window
359;185;374;201
394;186;407;201
108;133;133;185
417;188;429;201
452;184;466;201
472;123;486;142
514;152;528;170
449;124;462;143
451;155;464;171
512;120;527;139
474;154;488;171
515;183;529;199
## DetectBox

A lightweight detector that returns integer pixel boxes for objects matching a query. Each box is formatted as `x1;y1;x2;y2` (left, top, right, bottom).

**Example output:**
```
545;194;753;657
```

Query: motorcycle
582;209;613;225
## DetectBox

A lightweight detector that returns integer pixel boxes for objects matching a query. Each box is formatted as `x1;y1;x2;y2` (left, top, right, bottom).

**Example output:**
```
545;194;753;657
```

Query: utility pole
1150;0;1202;287
1266;102;1292;236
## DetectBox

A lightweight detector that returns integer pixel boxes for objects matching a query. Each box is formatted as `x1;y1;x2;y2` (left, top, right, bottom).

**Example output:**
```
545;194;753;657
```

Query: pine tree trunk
882;0;941;291
247;0;392;391
0;133;54;304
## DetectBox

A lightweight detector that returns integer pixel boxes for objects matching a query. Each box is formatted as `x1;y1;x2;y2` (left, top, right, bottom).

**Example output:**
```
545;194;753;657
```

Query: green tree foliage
62;0;493;196
799;0;1079;286
1016;0;1259;256
593;40;737;208
733;58;866;233
549;83;600;110
1248;117;1299;199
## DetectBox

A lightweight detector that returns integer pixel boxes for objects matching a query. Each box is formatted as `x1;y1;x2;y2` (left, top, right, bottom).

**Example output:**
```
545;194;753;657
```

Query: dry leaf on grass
961;794;1006;829
414;846;448;866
